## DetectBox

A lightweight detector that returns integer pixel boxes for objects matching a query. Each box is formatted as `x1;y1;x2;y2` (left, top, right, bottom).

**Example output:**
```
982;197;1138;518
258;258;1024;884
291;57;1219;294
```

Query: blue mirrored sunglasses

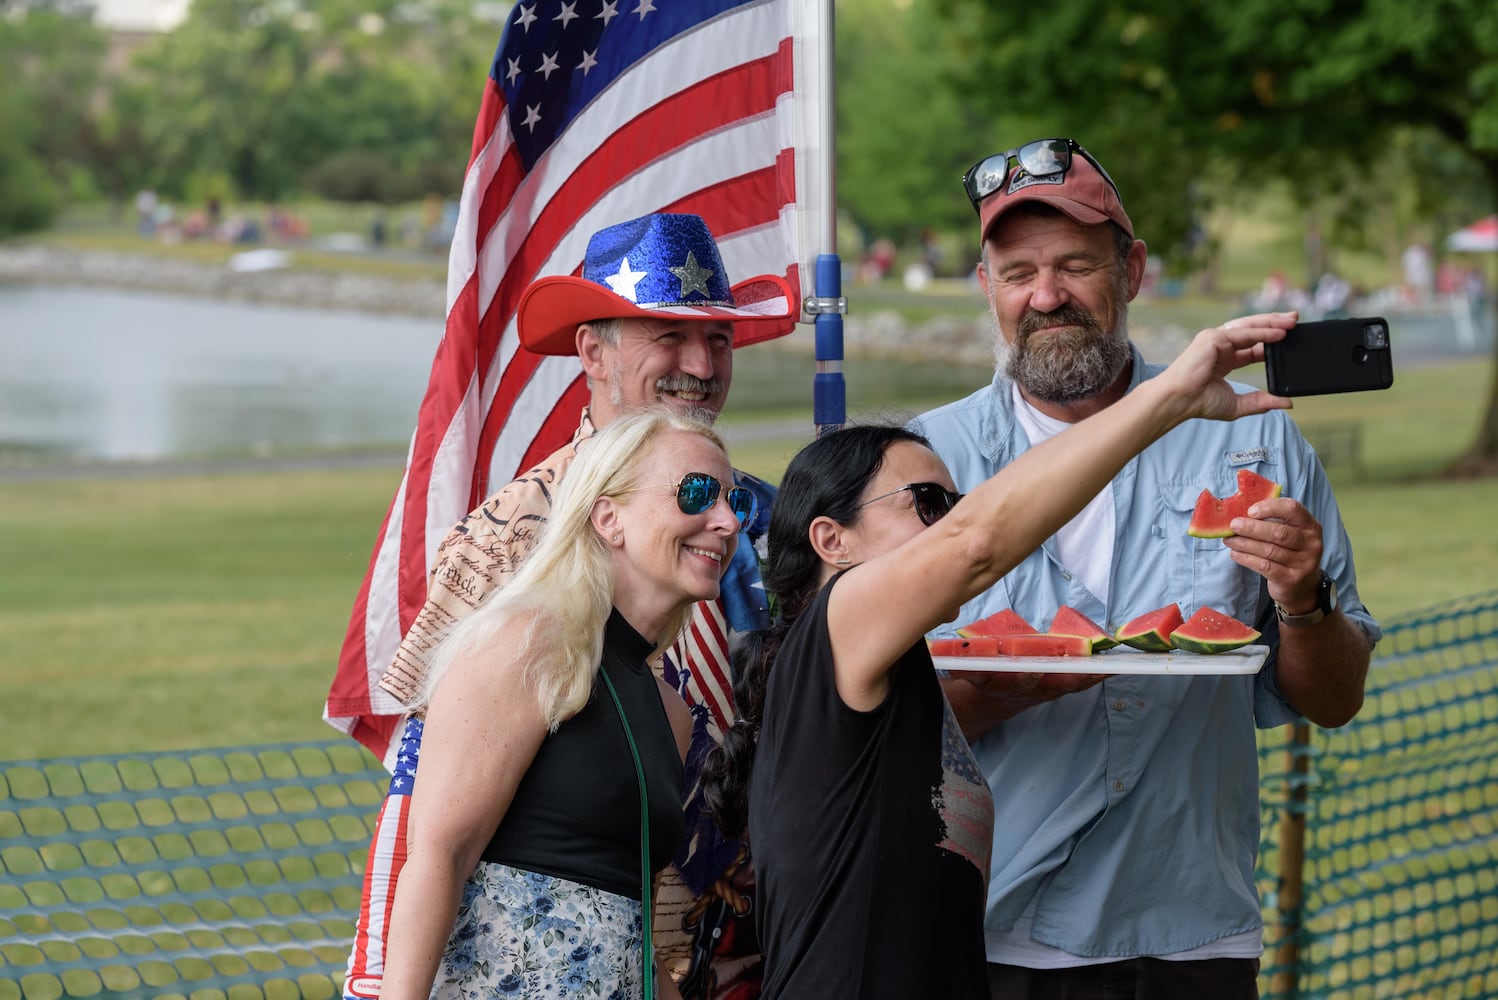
672;472;757;528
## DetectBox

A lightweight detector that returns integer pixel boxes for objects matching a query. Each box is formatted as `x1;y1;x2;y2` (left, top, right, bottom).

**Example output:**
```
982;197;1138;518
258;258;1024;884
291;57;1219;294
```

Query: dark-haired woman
701;321;1294;999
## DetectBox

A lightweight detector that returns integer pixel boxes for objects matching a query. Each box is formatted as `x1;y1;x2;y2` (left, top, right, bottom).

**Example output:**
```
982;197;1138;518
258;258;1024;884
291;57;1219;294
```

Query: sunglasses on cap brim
856;482;964;527
961;138;1122;211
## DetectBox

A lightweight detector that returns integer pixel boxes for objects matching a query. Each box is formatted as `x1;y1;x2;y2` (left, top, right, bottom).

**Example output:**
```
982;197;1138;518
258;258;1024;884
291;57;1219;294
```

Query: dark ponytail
702;423;931;839
702;624;787;838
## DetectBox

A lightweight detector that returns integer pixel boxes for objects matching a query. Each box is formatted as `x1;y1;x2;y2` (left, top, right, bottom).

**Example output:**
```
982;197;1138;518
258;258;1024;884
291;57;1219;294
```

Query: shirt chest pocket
1157;479;1262;620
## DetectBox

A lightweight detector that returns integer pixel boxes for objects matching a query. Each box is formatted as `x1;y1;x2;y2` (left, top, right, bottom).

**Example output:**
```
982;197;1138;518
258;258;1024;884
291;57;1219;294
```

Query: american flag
342;717;421;996
324;0;828;764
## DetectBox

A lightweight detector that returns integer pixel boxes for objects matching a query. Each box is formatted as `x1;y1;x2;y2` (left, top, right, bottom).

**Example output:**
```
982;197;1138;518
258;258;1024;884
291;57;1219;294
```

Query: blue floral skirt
432;861;644;999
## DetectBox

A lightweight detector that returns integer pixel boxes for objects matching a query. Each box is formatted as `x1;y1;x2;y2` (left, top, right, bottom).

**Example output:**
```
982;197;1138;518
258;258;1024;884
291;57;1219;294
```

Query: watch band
1275;573;1336;628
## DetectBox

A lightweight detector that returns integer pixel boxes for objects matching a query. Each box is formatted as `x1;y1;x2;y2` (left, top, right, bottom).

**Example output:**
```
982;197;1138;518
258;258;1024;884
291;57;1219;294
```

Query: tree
126;0;324;200
0;2;105;229
122;0;493;202
935;0;1498;473
0;86;60;236
834;0;998;249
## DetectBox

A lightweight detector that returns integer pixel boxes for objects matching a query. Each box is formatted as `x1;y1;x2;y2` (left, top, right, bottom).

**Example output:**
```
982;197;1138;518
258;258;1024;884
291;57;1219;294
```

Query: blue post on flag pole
807;0;844;438
812;253;846;435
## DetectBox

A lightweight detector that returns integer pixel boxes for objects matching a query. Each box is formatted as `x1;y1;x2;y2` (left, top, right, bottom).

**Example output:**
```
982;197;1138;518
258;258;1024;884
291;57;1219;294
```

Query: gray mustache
657;375;723;395
1018;304;1099;338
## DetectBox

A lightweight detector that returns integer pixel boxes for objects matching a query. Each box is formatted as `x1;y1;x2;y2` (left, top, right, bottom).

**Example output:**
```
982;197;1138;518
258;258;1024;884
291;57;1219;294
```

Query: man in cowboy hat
342;212;796;1000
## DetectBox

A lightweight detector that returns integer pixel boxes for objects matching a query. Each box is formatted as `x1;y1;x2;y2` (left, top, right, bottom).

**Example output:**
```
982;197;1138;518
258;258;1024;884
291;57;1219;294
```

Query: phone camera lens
1363;324;1388;349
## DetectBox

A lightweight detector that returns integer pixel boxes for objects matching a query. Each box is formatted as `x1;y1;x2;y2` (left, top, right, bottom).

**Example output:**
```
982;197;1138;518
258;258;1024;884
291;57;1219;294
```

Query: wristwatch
1275;573;1337;627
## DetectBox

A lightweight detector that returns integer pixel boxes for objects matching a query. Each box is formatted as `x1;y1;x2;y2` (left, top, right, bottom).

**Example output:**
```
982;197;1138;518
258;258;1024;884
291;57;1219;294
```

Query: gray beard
606;359;723;422
992;300;1131;405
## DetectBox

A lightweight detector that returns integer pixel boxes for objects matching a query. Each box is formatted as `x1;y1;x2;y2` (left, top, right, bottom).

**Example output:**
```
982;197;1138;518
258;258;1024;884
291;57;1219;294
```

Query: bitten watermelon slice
1186;469;1283;539
930;636;1001;657
1047;605;1120;653
1115;603;1185;652
1169;606;1261;654
956;609;1038;637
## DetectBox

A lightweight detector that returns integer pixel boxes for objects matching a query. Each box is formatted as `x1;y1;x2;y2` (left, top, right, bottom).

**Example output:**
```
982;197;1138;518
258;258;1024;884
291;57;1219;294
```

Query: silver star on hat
669;251;714;300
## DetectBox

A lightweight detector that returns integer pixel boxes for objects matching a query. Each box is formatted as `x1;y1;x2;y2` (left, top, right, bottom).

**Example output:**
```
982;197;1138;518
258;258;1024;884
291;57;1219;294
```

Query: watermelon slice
929;636;1001;657
930;634;1093;657
1115;603;1185;652
1047;605;1119;653
956;609;1038;638
992;633;1094;657
1186;469;1283;539
1169;606;1261;654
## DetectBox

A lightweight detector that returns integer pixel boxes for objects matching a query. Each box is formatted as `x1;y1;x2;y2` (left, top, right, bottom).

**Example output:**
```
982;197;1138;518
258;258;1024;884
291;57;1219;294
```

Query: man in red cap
343;212;795;1000
911;138;1377;998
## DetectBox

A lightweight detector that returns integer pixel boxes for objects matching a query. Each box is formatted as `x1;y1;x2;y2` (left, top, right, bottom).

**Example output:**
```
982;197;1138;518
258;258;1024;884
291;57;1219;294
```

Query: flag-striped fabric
324;0;822;763
671;599;735;730
341;718;421;1000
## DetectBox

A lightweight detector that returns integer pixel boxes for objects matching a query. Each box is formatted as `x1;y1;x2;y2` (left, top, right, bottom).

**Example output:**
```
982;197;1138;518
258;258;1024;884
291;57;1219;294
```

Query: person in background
378;408;748;999
134;189;157;237
912;136;1378;998
1401;240;1434;303
339;213;795;1000
703;316;1302;998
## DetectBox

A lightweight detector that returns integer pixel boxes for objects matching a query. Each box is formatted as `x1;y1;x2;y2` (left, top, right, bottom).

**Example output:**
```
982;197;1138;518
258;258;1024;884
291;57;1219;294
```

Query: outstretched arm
830;314;1296;716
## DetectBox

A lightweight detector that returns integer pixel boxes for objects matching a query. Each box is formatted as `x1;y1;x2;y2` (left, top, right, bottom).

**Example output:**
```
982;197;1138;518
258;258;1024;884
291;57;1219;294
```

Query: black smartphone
1263;316;1395;397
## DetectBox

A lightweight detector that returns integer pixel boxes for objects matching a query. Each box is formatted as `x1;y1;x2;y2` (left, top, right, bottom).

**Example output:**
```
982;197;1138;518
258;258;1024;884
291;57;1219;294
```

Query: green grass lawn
0;468;398;759
31;225;450;282
37;198;451;281
3;358;1494;760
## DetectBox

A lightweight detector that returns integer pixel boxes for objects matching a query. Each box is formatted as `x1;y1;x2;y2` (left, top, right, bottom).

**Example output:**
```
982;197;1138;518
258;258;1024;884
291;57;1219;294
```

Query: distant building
91;0;190;33
91;0;190;72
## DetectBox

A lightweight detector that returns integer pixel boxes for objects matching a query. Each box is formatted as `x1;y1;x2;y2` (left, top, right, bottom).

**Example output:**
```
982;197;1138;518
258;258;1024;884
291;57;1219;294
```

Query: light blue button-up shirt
910;347;1381;958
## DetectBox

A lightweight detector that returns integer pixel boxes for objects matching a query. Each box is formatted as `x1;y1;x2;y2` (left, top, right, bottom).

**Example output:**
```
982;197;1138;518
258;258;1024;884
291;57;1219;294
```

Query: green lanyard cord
600;666;654;1000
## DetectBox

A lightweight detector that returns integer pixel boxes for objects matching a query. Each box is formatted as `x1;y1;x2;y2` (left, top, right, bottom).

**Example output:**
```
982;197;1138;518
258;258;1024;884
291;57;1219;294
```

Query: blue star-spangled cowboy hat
517;213;797;356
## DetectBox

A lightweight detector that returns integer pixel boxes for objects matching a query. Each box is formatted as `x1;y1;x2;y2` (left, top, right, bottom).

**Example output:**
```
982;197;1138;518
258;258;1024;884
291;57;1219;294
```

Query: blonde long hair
414;408;730;730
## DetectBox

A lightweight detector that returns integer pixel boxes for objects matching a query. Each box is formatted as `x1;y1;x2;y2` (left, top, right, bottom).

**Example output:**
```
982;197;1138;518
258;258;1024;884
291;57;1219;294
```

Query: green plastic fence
1257;588;1498;999
3;590;1496;999
0;742;384;1000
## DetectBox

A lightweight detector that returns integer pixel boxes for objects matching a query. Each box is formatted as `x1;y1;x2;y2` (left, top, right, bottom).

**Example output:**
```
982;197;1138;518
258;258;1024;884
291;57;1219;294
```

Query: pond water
0;285;444;463
7;282;1481;467
0;284;992;466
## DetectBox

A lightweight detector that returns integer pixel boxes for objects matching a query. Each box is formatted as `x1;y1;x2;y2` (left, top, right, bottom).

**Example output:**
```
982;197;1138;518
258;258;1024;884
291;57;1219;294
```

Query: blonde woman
380;409;757;1000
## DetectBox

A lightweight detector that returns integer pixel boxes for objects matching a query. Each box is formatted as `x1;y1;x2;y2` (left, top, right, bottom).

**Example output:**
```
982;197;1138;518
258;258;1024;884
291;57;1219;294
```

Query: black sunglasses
626;472;757;529
961;138;1122;212
856;482;964;527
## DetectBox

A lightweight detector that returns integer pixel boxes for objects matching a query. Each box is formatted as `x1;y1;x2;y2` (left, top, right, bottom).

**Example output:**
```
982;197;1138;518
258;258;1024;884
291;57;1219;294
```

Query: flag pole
807;0;846;437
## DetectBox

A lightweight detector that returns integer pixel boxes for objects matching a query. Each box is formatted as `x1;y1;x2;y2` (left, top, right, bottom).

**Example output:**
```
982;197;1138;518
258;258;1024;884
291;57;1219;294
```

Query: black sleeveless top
481;609;686;899
748;576;994;998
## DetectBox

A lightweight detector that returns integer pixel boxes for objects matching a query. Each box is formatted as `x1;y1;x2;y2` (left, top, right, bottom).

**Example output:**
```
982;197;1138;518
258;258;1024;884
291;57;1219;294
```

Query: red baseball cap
972;141;1134;243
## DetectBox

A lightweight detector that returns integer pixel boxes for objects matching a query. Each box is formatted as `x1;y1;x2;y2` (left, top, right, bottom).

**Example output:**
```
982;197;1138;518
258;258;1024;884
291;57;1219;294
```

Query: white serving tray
933;644;1269;676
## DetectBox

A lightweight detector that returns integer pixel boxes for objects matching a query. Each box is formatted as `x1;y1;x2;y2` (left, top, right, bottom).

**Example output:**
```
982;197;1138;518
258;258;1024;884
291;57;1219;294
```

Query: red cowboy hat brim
517;273;798;355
